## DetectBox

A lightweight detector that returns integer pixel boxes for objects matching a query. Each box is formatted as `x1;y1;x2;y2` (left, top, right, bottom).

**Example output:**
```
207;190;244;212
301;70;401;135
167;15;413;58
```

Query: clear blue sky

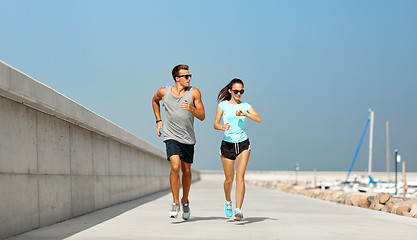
1;0;416;172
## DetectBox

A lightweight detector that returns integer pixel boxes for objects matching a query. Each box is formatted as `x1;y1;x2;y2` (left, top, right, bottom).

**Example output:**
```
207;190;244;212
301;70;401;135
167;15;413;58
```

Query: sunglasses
177;74;192;79
231;89;245;94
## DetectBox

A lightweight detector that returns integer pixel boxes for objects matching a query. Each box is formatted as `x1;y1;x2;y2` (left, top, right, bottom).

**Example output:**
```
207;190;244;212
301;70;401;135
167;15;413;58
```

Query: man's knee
170;163;181;174
169;155;181;173
171;165;180;174
182;168;192;177
181;164;192;176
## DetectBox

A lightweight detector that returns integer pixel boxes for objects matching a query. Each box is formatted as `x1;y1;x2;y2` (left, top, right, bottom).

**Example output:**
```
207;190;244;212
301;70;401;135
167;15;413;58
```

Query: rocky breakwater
248;180;417;218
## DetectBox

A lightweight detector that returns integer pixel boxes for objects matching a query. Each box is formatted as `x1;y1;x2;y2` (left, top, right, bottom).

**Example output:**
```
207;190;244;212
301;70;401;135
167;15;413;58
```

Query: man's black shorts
164;139;194;164
220;139;250;160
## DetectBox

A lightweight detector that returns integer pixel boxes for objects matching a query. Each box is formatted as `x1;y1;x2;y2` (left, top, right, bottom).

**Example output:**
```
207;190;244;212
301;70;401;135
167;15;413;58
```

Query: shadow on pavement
171;216;229;224
172;216;278;225
231;217;279;225
8;189;171;240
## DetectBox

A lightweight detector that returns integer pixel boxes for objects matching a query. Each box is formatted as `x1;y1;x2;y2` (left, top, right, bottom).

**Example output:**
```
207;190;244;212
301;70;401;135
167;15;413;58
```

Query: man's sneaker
234;208;243;221
181;201;190;220
225;201;233;217
170;203;180;218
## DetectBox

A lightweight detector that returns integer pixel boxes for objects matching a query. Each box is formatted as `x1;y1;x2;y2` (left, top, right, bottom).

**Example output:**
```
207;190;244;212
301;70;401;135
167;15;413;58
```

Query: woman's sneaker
170;203;180;218
181;201;190;220
234;208;243;221
225;201;233;217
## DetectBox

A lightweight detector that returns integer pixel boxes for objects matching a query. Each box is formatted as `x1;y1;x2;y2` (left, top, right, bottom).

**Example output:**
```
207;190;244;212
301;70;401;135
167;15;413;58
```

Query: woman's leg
221;156;235;202
235;150;250;209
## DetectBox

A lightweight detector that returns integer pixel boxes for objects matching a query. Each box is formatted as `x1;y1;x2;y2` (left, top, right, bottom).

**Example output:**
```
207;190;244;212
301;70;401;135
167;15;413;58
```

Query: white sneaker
234;208;243;221
170;203;180;218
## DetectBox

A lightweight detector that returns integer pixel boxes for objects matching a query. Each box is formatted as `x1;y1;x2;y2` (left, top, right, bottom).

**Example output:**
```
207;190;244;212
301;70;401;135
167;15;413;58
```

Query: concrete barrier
0;60;200;239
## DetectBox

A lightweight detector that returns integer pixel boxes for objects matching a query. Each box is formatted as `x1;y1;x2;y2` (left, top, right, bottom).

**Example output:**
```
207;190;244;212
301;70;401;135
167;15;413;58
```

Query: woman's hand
236;109;246;116
221;123;230;131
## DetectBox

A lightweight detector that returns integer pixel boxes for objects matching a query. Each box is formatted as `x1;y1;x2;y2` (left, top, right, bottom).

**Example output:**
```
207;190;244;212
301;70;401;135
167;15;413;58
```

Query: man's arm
181;88;205;121
191;88;205;121
152;87;166;137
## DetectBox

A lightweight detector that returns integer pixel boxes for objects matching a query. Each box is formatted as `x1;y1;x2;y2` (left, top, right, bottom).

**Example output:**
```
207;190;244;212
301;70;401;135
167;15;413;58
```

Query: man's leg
169;155;181;204
181;160;192;203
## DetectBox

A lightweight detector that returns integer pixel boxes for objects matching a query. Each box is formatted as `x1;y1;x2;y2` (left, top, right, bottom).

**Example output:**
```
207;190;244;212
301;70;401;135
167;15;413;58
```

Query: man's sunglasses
231;89;245;94
177;74;192;79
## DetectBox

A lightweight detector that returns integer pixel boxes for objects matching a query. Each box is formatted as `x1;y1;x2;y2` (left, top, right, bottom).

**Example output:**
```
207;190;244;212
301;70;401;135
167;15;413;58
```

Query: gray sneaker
170;203;180;218
181;201;190;220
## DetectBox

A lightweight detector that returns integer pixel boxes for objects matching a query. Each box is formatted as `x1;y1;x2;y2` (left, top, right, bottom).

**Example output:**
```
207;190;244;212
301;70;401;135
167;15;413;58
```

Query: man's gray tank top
163;86;196;145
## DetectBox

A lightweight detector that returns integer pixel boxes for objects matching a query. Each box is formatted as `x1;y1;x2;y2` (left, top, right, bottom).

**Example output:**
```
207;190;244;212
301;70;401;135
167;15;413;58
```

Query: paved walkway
9;174;417;240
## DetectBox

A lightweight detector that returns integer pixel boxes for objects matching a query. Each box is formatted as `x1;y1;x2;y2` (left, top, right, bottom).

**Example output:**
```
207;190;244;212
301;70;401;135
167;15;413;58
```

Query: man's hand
157;121;163;137
181;100;193;112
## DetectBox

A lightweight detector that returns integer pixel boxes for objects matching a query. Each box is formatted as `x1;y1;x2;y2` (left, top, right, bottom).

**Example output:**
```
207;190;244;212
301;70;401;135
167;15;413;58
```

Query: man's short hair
172;64;189;81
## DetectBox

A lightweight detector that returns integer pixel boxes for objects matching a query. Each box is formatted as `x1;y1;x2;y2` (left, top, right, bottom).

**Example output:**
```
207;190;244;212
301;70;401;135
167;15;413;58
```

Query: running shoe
170;203;180;218
225;201;233;217
234;208;243;221
181;201;190;220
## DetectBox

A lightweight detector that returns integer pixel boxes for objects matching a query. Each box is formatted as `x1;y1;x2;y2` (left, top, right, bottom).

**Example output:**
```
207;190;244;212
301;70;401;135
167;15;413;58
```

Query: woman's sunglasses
231;89;245;94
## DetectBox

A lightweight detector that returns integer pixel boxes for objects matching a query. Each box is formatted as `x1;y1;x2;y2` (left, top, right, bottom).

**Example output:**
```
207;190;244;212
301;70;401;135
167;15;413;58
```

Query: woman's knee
235;174;245;184
224;175;234;184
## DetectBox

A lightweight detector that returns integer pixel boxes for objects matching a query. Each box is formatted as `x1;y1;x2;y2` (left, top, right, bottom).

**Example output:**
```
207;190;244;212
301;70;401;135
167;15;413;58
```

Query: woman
214;78;262;220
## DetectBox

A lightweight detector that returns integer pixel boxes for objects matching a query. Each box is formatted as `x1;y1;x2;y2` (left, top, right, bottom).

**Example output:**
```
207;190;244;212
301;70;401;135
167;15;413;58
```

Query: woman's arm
214;106;230;130
244;106;262;123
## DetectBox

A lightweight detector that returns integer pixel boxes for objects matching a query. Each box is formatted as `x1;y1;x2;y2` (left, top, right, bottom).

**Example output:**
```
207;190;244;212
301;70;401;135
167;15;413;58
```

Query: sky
1;0;416;173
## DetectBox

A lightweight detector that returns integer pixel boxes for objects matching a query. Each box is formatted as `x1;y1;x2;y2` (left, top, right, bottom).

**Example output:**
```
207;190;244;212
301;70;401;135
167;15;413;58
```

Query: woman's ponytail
217;78;244;102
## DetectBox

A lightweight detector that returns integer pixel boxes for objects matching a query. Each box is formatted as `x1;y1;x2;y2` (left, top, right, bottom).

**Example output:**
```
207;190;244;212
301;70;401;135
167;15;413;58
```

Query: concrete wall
0;60;200;239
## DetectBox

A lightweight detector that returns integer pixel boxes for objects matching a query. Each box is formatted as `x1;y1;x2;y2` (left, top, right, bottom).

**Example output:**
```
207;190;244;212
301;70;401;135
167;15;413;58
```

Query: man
151;64;205;220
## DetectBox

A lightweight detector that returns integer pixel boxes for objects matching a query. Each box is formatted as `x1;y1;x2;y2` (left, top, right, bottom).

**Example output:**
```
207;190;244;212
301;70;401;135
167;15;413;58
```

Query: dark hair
172;64;189;81
217;78;244;102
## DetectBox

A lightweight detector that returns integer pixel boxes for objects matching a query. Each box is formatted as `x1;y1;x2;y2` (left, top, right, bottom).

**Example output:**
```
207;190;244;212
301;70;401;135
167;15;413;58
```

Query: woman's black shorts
220;139;250;160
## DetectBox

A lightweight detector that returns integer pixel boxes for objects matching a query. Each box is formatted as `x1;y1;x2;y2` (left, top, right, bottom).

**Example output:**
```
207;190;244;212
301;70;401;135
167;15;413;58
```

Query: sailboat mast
368;109;374;177
386;121;390;181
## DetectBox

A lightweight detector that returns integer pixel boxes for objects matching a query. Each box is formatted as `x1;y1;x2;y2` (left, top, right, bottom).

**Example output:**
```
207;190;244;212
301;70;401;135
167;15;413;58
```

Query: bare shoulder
157;87;166;98
191;87;202;98
153;87;166;101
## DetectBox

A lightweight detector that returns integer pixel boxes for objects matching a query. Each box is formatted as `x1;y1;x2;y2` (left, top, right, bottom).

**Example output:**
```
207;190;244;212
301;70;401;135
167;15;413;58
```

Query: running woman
214;78;262;220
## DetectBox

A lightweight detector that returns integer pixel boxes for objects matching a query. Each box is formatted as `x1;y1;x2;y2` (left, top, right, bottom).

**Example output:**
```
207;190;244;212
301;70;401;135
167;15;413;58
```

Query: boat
341;109;415;197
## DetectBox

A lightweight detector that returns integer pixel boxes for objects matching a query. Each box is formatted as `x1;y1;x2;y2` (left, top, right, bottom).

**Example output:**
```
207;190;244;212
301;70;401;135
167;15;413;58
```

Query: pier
8;172;417;240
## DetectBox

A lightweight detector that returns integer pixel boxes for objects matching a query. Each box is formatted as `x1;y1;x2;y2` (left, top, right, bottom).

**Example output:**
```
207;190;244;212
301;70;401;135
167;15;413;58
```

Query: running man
214;78;262;220
152;64;205;220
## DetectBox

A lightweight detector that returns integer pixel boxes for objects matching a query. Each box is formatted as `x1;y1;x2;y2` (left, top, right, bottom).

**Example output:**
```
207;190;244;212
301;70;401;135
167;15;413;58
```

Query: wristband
156;120;162;123
244;111;247;116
